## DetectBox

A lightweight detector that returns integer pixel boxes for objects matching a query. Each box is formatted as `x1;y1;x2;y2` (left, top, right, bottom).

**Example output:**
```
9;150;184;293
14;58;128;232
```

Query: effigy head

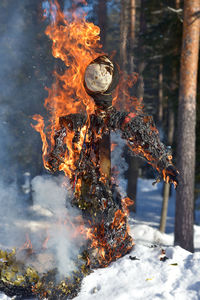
84;56;119;108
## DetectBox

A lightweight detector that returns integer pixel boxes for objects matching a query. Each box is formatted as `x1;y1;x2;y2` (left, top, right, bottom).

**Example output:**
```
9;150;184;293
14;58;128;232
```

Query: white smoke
0;174;86;278
0;180;27;248
31;175;85;278
0;7;26;100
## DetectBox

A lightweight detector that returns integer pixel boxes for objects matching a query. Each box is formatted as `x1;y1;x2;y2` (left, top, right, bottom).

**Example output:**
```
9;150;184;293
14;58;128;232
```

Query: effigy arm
46;113;87;172
117;112;179;187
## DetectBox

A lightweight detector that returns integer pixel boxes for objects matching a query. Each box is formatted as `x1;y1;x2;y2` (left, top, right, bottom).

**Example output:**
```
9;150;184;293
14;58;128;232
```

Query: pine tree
175;0;200;252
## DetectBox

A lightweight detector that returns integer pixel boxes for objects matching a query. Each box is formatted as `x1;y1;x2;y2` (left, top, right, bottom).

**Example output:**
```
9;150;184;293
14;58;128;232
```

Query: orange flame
31;115;49;169
32;1;138;267
33;0;105;179
42;235;50;249
121;197;134;216
33;1;142;179
19;233;33;253
111;142;117;152
84;204;134;266
113;72;143;113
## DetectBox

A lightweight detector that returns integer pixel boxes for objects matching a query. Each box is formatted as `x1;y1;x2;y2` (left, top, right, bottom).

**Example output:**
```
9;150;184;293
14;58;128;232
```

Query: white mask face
84;57;114;93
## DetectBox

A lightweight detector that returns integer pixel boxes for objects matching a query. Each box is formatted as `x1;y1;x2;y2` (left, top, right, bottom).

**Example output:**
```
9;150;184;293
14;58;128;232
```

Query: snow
1;178;200;300
74;244;200;300
0;296;10;300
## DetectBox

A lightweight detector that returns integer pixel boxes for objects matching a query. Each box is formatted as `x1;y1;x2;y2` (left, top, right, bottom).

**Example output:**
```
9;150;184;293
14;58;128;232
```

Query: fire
42;235;50;249
121;197;134;216
85;197;134;266
32;0;103;179
162;169;178;188
32;0;142;180
111;142;117;152
32;0;135;269
31;115;49;169
19;233;33;253
113;72;143;113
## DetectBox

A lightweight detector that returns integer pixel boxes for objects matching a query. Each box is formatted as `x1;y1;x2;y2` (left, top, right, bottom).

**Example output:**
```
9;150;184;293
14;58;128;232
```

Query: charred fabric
0;56;179;299
47;56;178;267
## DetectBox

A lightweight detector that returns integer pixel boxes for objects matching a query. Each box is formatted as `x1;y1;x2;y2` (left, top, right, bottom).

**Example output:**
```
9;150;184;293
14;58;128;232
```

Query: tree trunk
120;0;128;73
126;0;138;212
136;0;146;101
176;0;181;9
128;0;146;211
175;0;200;252
98;0;107;48
159;106;175;232
158;63;163;124
167;107;175;146
130;0;136;73
159;0;180;232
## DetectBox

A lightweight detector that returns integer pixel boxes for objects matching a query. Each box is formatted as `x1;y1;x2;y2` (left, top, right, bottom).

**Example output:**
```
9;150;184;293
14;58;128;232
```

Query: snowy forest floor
1;178;200;300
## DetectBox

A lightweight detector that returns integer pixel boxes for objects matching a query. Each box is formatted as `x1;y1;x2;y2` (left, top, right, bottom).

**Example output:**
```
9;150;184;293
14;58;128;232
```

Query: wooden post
159;183;170;232
99;134;111;179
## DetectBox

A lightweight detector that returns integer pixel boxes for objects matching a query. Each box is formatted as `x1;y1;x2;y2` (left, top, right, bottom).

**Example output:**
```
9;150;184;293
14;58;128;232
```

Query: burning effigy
0;1;179;299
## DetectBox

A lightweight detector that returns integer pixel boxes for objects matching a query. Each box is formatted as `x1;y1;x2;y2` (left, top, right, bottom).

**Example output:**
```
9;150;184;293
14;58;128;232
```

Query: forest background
0;0;199;252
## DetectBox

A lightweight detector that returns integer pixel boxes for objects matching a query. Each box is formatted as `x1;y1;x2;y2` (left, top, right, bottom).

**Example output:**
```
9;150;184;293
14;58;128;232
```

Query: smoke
111;131;128;198
0;1;51;183
0;2;26;181
0;0;41;251
0;174;86;278
0;4;26;101
0;179;27;249
31;175;85;278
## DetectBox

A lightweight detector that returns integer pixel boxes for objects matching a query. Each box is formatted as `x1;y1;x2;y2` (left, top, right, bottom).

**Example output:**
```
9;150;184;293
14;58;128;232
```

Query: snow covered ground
75;244;200;300
1;178;200;300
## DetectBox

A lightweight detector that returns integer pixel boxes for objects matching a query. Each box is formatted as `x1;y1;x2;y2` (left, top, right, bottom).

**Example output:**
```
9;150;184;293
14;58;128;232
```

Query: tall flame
32;0;104;178
32;0;142;179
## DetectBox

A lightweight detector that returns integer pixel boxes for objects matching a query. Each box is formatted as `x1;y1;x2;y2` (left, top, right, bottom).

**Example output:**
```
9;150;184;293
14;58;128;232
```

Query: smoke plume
31;175;85;277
